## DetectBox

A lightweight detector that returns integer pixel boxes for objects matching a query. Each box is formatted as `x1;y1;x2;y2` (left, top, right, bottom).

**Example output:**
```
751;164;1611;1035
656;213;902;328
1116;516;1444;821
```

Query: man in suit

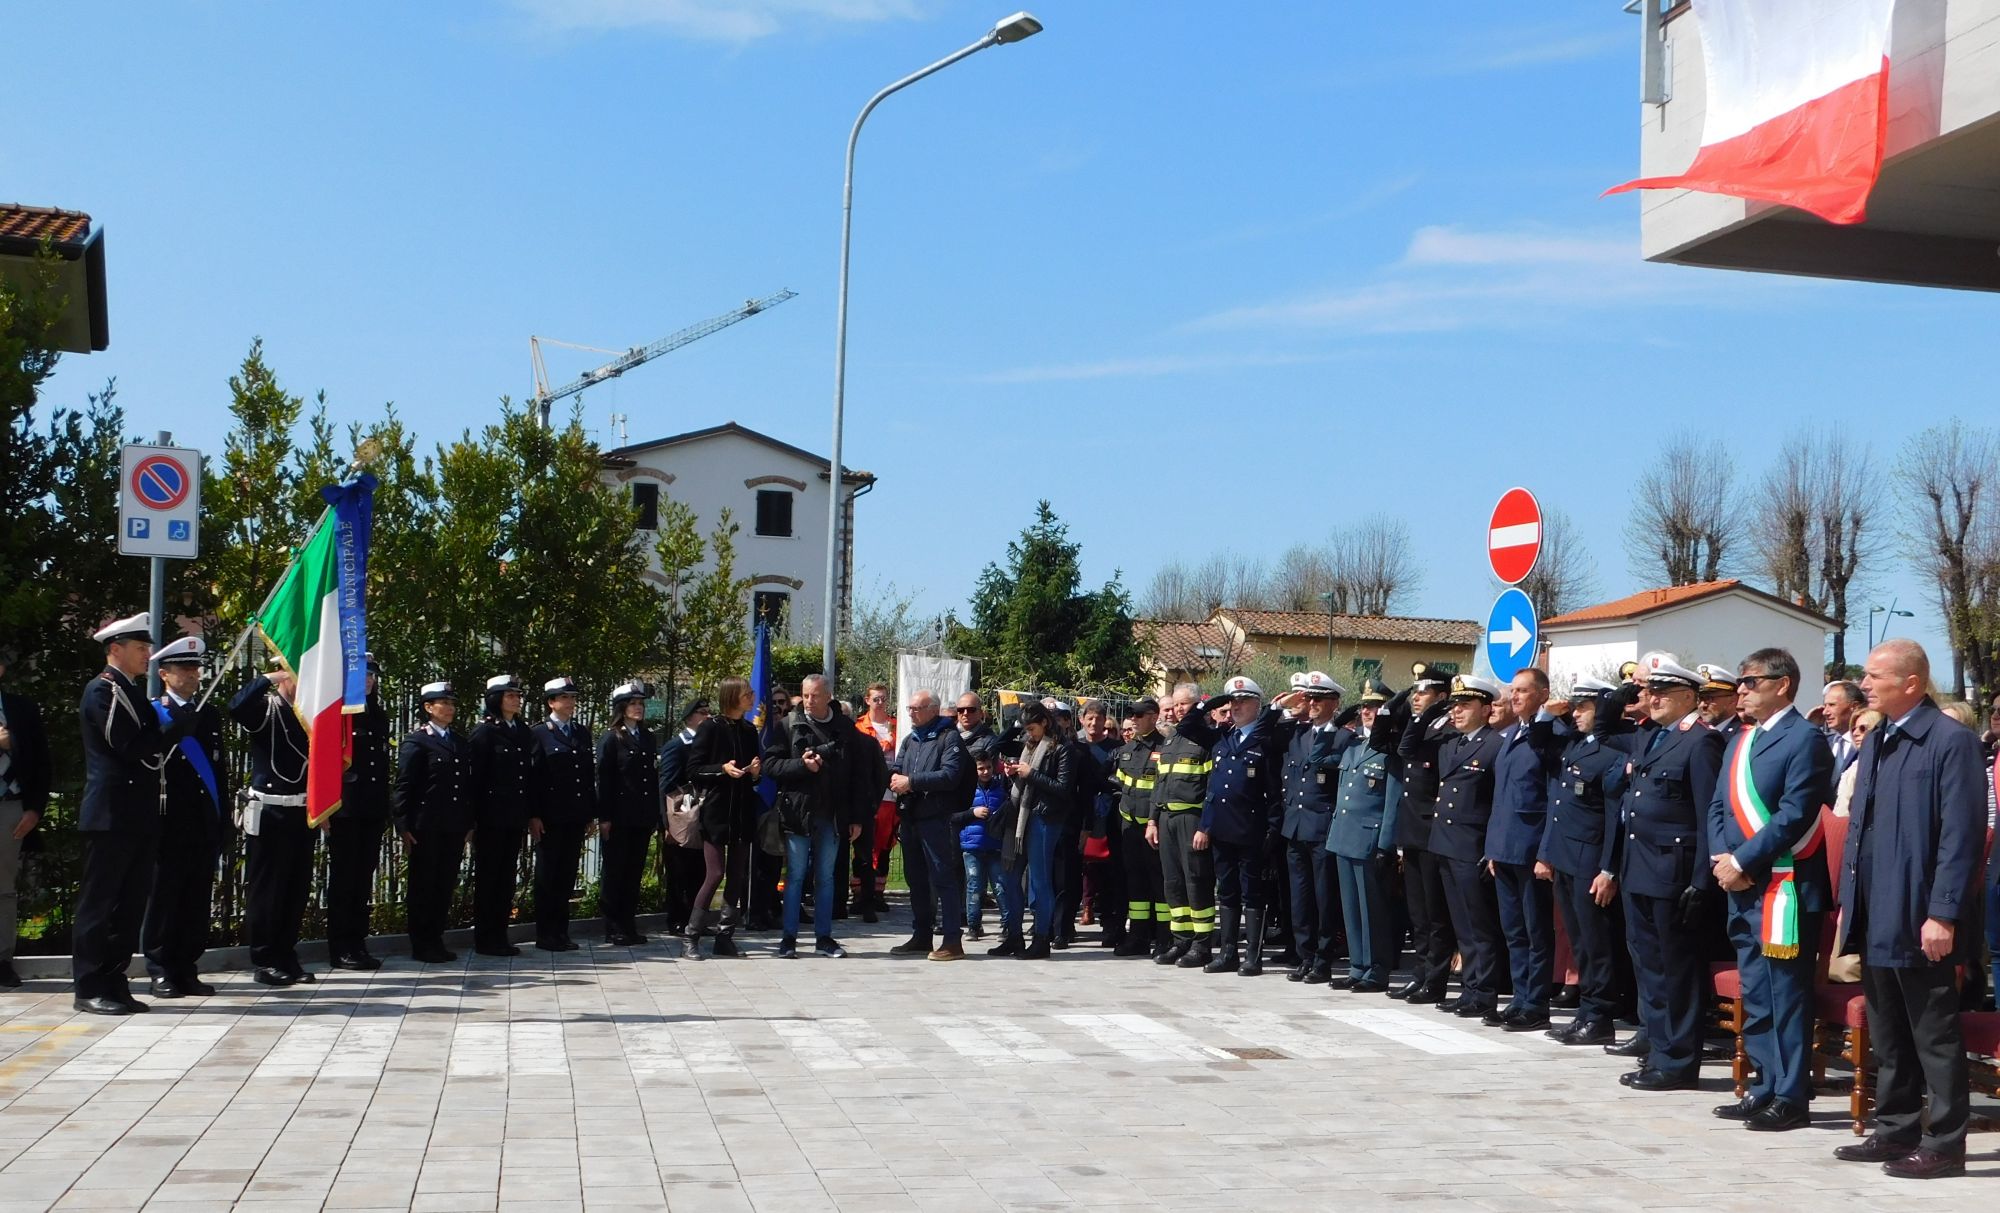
1822;680;1865;773
328;655;391;970
1487;668;1563;1032
1430;675;1506;1021
1390;667;1456;1003
1706;647;1835;1131
140;638;228;998
1275;672;1349;984
1830;640;1985;1179
532;677;595;952
0;647;53;990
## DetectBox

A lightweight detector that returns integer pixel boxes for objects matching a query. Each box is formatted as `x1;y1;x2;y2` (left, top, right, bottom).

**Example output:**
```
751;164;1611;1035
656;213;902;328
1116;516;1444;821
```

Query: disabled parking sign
119;444;202;558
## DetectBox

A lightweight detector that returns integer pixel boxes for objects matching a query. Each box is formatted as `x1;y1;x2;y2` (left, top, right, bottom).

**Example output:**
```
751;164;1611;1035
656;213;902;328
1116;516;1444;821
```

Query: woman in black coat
594;681;659;946
682;675;762;958
1003;701;1076;959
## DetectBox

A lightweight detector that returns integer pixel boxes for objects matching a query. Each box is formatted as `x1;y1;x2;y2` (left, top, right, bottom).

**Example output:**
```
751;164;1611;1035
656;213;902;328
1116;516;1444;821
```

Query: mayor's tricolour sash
1726;725;1822;959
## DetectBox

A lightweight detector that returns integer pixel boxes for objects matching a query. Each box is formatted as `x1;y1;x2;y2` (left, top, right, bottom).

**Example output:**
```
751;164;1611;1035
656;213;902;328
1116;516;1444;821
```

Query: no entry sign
1487;487;1542;585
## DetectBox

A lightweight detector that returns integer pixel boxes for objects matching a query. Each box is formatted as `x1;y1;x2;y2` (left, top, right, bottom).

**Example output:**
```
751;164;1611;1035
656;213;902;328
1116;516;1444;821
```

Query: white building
1542;580;1835;706
602;422;876;640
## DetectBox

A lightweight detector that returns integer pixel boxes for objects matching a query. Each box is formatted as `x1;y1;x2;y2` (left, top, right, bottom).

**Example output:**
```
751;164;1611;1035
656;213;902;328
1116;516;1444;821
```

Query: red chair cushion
1811;984;1866;1027
1960;1011;2000;1056
1712;967;1742;999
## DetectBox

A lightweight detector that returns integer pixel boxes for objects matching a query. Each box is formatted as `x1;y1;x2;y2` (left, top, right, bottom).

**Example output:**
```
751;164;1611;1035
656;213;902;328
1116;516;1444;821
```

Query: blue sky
8;1;1980;669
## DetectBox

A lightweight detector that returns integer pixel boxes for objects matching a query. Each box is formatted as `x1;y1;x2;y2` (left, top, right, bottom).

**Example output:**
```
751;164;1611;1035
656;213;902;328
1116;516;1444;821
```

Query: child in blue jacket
955;742;1008;940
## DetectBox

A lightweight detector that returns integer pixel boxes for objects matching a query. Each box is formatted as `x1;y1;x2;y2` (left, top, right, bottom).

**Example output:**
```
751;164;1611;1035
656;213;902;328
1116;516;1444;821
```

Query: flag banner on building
253;475;377;827
750;622;776;809
1605;0;1895;225
895;653;974;740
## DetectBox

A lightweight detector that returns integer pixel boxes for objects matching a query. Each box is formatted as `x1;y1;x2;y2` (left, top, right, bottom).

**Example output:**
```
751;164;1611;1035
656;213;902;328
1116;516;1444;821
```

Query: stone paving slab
4;913;1997;1211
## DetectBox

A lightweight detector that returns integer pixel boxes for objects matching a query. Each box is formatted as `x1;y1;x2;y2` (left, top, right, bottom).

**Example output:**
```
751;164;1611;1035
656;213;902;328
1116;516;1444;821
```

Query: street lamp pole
821;12;1043;682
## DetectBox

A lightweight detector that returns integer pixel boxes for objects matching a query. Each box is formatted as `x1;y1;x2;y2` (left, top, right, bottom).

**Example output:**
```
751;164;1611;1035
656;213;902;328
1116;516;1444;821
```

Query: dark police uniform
1431;686;1505;1017
395;707;471;961
595;699;660;944
1177;682;1284;976
1538;701;1634;1037
328;683;391;966
1393;692;1457;1001
1278;714;1347;981
141;679;228;994
229;674;319;982
468;685;539;956
1326;725;1399;988
1112;726;1167;956
532;704;595;950
1150;719;1217;966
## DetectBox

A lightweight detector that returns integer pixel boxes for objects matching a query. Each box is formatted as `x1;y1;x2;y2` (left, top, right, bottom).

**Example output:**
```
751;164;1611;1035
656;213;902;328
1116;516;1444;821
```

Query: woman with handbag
682;676;761;958
1003;701;1076;960
594;681;659;947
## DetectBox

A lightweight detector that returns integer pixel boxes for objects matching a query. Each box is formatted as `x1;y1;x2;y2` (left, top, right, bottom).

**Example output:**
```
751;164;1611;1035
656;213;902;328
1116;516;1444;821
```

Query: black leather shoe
889;936;933;955
1403;984;1445;1005
1714;1095;1772;1121
1480;1008;1511;1027
1550;985;1581;1009
1626;1069;1697;1092
1563;1019;1614;1046
1435;996;1464;1013
1305;962;1333;985
1350;979;1391;994
1744;1099;1809;1132
149;977;187;999
1604;1035;1652;1058
1834;1134;1917;1163
556;937;580;952
1502;1009;1552;1032
1882;1147;1964;1179
331;952;381;970
1326;975;1355;991
1547;1022;1580;1044
253;967;297;987
1387;978;1419;1000
1286;962;1309;983
73;996;133;1016
182;976;217;996
0;960;21;989
1456;1001;1490;1019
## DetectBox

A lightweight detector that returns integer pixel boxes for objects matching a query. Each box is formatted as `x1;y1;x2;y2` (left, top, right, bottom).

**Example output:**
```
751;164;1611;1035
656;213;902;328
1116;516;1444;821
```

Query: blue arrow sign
1485;588;1539;684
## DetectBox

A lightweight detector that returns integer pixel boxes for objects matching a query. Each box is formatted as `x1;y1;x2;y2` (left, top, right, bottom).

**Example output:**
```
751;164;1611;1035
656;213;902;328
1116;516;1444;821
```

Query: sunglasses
1735;675;1776;690
954;705;982;714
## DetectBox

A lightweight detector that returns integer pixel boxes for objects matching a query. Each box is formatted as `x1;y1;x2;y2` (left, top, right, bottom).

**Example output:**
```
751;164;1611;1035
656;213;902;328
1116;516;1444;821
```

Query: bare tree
1624;431;1744;586
1348;514;1419;615
1897;421;2000;697
1138;560;1203;622
1270;542;1337;612
1753;430;1884;667
1515;507;1598;621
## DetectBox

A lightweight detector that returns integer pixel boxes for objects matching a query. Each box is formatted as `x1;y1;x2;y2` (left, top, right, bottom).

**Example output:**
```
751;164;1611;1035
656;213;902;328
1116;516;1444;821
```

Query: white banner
895;652;975;740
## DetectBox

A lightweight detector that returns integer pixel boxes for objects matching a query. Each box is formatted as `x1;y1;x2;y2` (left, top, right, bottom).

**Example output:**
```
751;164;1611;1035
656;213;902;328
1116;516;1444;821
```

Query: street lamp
1319;590;1338;661
820;12;1044;681
1866;600;1915;650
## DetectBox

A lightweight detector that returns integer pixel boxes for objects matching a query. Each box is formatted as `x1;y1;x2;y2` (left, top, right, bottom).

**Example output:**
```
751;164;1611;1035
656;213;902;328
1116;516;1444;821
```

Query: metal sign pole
147;429;171;698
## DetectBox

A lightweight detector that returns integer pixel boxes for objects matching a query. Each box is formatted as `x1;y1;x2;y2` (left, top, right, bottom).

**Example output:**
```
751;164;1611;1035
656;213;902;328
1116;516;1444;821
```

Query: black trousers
405;826;465;948
246;805;317;972
1096;819;1127;944
1285;837;1340;965
534;819;588;941
72;829;154;1000
1054;822;1083;940
1212;839;1267;914
1624;888;1704;1078
472;824;525;949
1402;844;1455;989
746;846;782;922
1440;856;1503;1009
325;814;386;956
1551;869;1623;1024
598;821;650;935
142;821;215;982
661;839;703;931
836;812;876;915
1120;817;1165;936
1862;961;1971;1152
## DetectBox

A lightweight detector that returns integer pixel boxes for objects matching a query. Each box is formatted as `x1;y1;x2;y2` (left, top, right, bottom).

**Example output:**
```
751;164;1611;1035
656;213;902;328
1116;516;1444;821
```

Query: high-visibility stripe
1159;800;1203;813
1114;770;1156;790
1187;906;1215;921
1190;921;1217;935
1167;906;1192;922
1154;902;1172;921
1159;760;1212;776
1127;902;1153;921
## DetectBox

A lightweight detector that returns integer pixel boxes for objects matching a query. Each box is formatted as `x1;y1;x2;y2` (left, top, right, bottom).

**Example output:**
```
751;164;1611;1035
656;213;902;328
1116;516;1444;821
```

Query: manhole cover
1223;1046;1286;1060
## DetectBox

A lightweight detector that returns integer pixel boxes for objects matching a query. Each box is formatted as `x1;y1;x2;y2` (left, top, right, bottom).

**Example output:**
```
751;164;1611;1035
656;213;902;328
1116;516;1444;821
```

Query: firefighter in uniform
1148;685;1216;967
230;658;320;987
328;654;391;970
532;676;595;951
1176;675;1284;977
468;673;538;957
1537;678;1635;1045
1389;665;1456;1002
1110;697;1167;957
1327;680;1401;992
1275;671;1349;984
395;681;471;964
140;637;226;999
1613;652;1724;1090
1431;674;1506;1020
74;612;192;1015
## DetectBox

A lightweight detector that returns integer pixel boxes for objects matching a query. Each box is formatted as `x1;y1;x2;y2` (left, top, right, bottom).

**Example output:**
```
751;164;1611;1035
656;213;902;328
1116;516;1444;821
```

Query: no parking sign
118;443;202;558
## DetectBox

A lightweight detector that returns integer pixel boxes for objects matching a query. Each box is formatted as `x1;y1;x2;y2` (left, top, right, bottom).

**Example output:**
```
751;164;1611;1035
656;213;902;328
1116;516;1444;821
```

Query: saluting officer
468;674;538;957
1613;653;1724;1091
596;681;660;946
531;677;595;952
1274;672;1349;984
73;613;191;1015
1430;675;1506;1021
1175;675;1284;977
1537;679;1634;1045
1148;684;1216;967
328;654;391;970
1110;697;1167;957
395;681;471;964
140;637;227;999
1326;680;1400;992
229;658;319;987
1390;665;1456;1003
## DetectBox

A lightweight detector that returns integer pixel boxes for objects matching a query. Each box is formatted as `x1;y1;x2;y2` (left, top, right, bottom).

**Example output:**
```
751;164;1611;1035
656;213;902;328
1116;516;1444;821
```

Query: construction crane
530;288;798;427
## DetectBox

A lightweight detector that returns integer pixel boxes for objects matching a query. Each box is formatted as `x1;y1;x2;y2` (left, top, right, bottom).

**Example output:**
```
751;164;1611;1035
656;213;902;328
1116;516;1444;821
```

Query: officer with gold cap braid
140;637;228;999
1696;664;1744;739
1431;674;1507;1021
1387;663;1457;1003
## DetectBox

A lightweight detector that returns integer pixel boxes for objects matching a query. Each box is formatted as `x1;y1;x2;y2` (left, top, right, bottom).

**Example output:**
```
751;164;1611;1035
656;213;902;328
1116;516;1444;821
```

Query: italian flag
1607;0;1896;225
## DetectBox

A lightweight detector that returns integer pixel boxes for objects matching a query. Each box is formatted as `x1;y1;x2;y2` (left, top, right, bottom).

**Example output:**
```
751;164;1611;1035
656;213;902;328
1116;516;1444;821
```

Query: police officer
1176;675;1283;977
1327;680;1400;992
532;677;595;951
395;681;471;964
1148;684;1216;968
1696;664;1744;738
140;637;227;998
1390;666;1458;1003
468;673;538;957
1537;679;1634;1045
328;654;390;970
73;613;191;1014
1111;697;1167;957
1614;652;1724;1090
1431;674;1506;1021
230;658;320;987
596;681;660;946
1275;672;1348;984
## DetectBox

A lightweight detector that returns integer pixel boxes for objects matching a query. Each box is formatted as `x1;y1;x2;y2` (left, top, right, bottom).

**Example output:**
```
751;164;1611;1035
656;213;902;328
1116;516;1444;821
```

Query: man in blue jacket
1830;640;1986;1179
1276;671;1349;984
1487;668;1563;1031
1705;647;1834;1133
1178;675;1284;976
890;690;969;961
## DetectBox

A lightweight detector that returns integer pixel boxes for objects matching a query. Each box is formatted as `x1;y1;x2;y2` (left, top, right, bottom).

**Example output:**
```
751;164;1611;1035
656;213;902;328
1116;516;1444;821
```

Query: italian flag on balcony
1607;0;1896;225
253;476;377;827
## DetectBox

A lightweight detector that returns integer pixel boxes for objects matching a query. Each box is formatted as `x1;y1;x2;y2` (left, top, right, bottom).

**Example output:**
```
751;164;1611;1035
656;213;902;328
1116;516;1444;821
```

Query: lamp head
992;11;1043;43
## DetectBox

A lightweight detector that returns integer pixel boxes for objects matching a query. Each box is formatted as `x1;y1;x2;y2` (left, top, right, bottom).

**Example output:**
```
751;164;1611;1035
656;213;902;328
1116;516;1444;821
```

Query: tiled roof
1215;608;1482;647
0;205;93;247
1543;579;1838;628
607;421;874;483
1137;620;1248;672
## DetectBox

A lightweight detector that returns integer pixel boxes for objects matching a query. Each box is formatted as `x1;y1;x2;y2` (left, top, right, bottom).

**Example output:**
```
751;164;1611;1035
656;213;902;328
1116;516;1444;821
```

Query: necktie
1646;728;1667;757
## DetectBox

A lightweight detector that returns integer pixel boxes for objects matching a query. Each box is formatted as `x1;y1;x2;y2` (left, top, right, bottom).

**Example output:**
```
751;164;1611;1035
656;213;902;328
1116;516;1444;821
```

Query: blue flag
750;622;776;808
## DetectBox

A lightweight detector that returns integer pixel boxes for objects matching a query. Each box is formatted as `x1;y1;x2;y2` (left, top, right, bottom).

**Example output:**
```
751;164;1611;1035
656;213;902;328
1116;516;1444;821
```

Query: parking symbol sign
128;518;150;539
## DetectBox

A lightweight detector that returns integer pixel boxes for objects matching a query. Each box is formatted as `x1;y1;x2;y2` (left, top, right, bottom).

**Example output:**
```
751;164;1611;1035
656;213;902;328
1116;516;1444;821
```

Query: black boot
1114;921;1151;957
682;906;706;960
1021;934;1052;959
988;931;1024;957
1203;907;1240;974
1238;910;1264;976
1157;933;1192;966
1177;934;1211;969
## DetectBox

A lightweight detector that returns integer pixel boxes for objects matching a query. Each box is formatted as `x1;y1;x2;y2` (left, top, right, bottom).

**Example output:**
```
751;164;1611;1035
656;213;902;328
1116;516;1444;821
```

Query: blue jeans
963;849;1000;930
1027;815;1062;939
782;818;840;943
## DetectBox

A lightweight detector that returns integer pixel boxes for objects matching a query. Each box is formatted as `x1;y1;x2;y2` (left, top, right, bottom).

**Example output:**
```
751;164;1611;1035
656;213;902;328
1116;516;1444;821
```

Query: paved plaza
1;912;1993;1213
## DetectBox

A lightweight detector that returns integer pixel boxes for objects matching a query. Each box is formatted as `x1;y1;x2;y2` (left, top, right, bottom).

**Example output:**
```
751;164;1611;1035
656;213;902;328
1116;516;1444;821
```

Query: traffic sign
1485;588;1538;683
1487;487;1542;585
119;444;202;559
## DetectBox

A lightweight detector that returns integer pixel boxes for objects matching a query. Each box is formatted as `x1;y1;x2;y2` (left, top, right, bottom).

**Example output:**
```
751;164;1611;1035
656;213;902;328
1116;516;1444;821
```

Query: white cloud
974;350;1333;385
1401;225;1632;268
1197;175;1421;249
507;0;923;41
